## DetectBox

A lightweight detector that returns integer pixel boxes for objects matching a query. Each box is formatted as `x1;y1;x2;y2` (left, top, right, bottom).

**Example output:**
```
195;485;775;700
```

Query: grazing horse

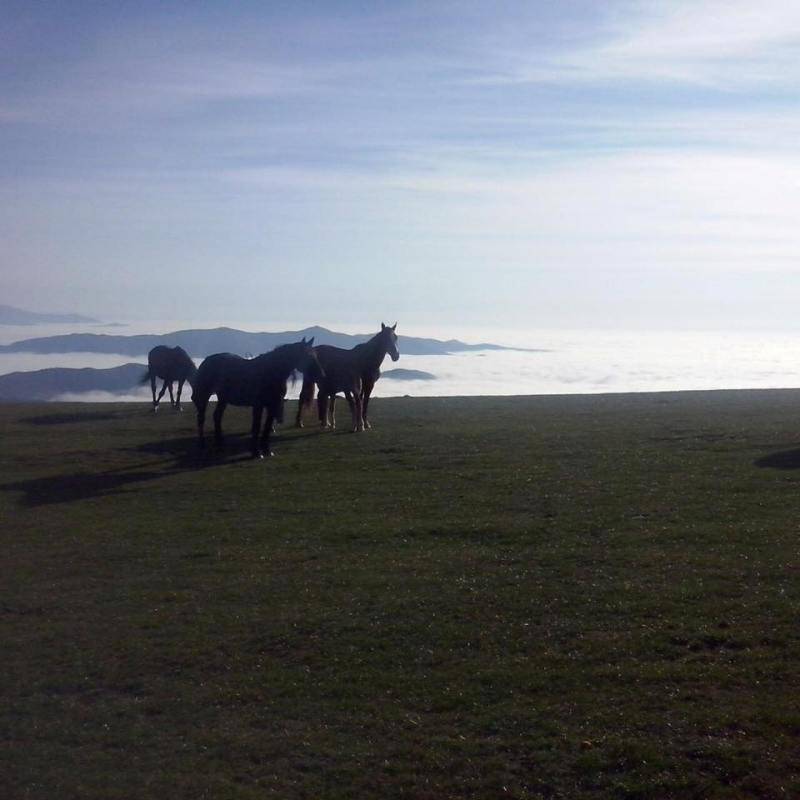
295;323;399;432
192;338;322;459
143;345;197;411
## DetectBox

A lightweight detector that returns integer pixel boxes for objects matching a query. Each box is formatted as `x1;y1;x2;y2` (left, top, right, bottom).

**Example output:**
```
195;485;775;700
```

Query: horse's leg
213;400;227;449
156;379;169;409
150;373;158;411
195;395;207;449
251;405;264;458
362;377;375;429
318;393;329;429
330;394;337;430
261;410;276;457
351;389;364;432
167;381;176;408
295;377;313;428
175;380;184;411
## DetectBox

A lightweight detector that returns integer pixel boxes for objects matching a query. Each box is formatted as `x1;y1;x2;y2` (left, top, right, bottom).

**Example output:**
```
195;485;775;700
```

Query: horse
192;337;322;459
295;323;399;432
142;345;197;412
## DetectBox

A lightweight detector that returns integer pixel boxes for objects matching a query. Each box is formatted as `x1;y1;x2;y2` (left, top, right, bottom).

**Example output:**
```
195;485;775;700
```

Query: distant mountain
0;325;535;357
382;368;436;381
0;363;146;402
0;304;99;325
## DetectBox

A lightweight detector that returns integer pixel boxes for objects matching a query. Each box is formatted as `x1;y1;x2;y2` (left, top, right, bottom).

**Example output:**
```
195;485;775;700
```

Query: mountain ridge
0;304;100;325
0;363;146;402
0;325;539;357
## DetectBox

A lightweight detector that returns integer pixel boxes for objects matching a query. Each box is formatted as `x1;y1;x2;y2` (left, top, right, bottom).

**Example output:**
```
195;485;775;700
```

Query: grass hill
2;391;799;798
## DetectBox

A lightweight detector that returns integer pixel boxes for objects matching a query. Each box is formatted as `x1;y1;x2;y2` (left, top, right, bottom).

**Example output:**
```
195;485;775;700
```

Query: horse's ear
301;336;307;343
308;336;314;346
392;322;397;331
381;322;386;331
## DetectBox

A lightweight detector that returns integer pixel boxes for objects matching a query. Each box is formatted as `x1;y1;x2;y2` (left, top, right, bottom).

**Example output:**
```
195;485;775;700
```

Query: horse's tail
140;366;153;385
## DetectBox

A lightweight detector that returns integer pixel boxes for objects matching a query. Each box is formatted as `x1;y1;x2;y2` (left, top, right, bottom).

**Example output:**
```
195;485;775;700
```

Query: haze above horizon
3;1;799;331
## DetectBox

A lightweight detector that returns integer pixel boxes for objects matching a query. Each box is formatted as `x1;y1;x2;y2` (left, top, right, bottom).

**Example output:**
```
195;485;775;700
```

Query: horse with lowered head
143;345;197;411
192;337;323;459
295;323;399;432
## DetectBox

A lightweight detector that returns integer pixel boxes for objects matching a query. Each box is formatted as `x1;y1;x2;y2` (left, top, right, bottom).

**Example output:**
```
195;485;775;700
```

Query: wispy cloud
3;2;800;328
488;0;800;88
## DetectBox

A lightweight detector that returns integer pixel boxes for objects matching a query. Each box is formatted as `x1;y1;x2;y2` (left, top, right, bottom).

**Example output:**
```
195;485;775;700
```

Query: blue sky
3;0;800;331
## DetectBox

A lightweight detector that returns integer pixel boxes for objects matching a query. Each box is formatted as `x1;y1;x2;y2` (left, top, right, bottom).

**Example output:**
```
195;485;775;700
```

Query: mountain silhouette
0;363;146;401
0;325;534;357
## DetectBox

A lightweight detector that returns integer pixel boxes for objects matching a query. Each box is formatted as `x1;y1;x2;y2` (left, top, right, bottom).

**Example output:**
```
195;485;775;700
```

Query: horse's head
380;322;400;362
299;336;325;379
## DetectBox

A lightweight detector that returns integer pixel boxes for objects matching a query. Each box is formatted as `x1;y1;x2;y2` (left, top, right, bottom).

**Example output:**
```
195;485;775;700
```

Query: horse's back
149;344;196;378
148;345;170;366
194;353;238;402
194;353;272;407
314;345;362;393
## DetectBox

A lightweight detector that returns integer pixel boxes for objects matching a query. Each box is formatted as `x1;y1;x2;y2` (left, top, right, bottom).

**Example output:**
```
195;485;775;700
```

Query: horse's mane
353;328;394;357
251;341;300;363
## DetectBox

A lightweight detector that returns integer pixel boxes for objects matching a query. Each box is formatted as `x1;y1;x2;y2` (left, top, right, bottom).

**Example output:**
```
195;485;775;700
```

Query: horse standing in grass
192;338;322;459
143;345;197;411
295;323;399;432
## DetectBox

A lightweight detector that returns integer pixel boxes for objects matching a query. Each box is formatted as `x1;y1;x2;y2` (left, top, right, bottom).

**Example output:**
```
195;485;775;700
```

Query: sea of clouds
2;322;800;401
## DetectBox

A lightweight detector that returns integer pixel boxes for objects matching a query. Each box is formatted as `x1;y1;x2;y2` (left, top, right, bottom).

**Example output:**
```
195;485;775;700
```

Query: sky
2;0;800;332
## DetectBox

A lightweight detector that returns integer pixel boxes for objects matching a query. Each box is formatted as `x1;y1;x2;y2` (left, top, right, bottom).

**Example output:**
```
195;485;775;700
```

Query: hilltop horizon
0;323;535;358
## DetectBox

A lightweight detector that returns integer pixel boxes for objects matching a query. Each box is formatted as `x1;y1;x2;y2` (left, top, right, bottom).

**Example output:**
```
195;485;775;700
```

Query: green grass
1;391;799;799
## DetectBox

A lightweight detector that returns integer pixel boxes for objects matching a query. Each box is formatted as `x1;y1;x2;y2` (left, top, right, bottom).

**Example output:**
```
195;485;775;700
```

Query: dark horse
192;338;322;459
143;345;197;411
295;323;399;432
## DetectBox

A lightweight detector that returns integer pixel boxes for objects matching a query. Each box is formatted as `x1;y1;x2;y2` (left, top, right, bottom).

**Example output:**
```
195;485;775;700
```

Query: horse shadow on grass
21;410;124;426
0;467;171;508
1;440;228;508
133;426;326;464
1;422;328;508
754;446;800;470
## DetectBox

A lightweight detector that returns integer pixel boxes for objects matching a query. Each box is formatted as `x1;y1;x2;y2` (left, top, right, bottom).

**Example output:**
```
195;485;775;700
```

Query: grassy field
2;391;799;799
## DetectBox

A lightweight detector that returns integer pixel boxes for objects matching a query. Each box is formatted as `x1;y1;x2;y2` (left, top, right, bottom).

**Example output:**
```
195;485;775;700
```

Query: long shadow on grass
0;448;237;507
0;467;170;507
1;428;328;507
754;447;800;470
134;427;326;464
21;410;123;426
